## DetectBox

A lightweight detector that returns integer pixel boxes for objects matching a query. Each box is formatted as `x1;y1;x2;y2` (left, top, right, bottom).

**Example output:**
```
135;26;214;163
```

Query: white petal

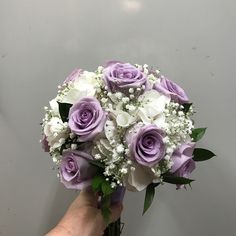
126;164;153;192
153;113;167;128
104;120;119;145
49;98;59;114
116;111;136;127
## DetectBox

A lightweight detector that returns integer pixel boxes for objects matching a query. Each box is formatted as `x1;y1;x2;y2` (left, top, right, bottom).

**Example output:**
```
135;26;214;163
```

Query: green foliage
89;160;105;169
91;174;115;224
191;128;207;142
143;183;159;215
101;195;112;224
102;181;114;196
162;175;195;185
57;102;72;122
193;148;216;162
92;175;104;193
182;103;192;113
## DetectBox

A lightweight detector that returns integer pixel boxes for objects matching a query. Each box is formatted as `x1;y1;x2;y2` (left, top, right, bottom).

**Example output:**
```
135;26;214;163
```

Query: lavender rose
64;68;82;84
170;142;196;188
69;97;106;142
59;150;96;190
103;62;148;93
127;124;166;167
153;76;189;104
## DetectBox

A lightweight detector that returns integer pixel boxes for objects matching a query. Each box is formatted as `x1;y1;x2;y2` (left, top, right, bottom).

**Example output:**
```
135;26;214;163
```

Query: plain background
0;0;236;235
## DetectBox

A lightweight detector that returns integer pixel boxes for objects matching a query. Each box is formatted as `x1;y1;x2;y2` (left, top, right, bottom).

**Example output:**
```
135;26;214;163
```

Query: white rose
124;164;154;192
61;71;99;104
138;90;170;127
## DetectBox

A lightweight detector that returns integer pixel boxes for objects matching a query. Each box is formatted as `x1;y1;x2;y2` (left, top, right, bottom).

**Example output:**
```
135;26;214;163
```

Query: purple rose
59;150;96;190
153;76;189;104
170;142;196;188
103;62;148;93
64;68;82;84
69;97;106;142
41;135;50;152
127;124;166;167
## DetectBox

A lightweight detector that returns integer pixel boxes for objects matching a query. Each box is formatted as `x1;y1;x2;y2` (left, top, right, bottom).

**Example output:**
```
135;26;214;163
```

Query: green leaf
182;103;192;113
57;102;72;122
92;175;104;193
59;143;67;155
191;128;207;142
101;195;112;224
162;175;195;185
101;206;111;224
193;148;216;162
143;183;159;215
89;160;105;169
102;181;114;196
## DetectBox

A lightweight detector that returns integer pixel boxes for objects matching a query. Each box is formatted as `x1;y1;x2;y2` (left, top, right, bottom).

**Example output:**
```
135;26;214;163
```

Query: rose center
80;109;93;123
66;159;77;175
142;136;155;149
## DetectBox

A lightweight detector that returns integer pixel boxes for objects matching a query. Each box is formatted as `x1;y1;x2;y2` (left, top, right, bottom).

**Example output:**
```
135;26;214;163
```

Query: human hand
45;189;123;236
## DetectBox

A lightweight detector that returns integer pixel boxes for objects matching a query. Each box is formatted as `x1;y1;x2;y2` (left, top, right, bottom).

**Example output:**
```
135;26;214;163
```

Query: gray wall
0;0;235;235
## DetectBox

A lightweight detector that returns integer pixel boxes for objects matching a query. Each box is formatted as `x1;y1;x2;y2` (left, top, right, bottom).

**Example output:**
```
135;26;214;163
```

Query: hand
45;189;123;236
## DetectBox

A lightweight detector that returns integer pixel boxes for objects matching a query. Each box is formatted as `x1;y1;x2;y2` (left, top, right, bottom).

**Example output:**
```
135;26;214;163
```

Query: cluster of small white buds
52;155;59;164
125;104;136;111
164;154;171;161
69;133;76;139
94;153;102;160
116;144;125;154
122;97;130;103
143;64;149;74
115;92;123;99
151;168;161;178
130;166;136;171
129;94;135;99
111;182;117;188
101;97;108;104
129;88;134;93
120;167;128;174
125;149;130;155
127;160;132;165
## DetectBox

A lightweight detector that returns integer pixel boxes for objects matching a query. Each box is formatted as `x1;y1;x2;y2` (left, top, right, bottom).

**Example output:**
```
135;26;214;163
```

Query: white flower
116;144;124;153
138;90;170;127
116;111;136;127
60;71;99;104
104;120;119;145
93;138;113;157
49;98;59;115
124;164;154;192
44;117;69;150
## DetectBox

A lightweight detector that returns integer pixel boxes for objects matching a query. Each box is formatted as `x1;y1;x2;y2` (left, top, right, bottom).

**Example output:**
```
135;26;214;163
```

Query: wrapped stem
104;218;121;236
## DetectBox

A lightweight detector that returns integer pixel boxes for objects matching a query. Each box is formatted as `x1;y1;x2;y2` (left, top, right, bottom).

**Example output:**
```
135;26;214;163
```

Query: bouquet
40;61;215;236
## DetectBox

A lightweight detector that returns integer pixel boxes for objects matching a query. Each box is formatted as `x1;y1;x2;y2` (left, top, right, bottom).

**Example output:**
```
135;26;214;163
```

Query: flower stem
104;218;121;236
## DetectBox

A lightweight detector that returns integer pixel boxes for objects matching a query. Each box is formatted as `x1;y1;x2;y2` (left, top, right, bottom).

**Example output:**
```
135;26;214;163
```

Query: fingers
109;203;123;223
72;188;99;208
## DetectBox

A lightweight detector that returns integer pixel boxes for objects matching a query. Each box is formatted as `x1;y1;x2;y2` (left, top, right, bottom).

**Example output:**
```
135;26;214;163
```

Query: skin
45;189;123;236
